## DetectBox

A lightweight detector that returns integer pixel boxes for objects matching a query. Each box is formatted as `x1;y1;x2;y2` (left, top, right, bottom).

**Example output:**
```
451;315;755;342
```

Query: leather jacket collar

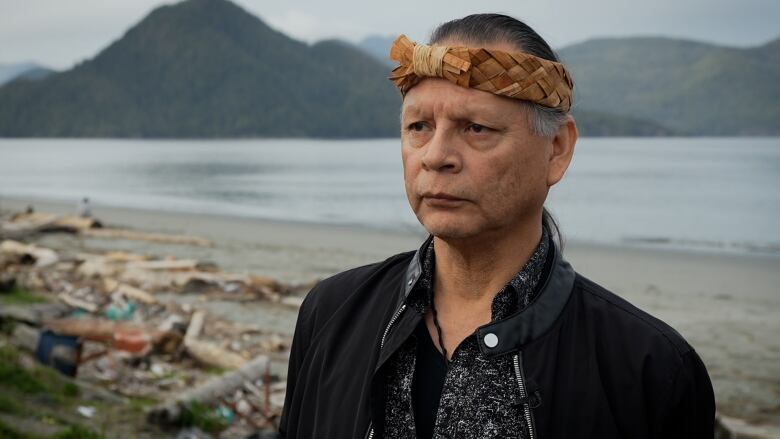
399;232;576;356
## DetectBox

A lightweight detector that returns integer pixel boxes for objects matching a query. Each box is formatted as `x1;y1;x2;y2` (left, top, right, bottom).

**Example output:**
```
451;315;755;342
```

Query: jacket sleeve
656;349;716;438
278;285;318;438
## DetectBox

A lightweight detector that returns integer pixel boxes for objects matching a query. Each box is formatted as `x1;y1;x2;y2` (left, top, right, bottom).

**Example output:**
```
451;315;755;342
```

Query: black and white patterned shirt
384;227;550;439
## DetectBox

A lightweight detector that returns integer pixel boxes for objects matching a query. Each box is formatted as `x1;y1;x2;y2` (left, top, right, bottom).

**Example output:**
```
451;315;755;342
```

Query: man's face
400;78;557;240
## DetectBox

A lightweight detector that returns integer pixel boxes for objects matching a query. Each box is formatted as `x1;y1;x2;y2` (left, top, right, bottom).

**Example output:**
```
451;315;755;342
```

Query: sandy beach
2;196;779;434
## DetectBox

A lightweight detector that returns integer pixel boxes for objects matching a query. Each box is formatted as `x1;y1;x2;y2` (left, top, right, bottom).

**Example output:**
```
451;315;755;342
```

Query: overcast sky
1;0;778;70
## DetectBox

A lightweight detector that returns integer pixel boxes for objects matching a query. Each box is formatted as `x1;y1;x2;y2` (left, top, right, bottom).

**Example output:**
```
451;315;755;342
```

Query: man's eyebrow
401;105;424;119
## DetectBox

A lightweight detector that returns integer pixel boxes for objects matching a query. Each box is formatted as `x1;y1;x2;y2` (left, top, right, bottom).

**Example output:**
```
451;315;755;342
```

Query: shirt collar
406;226;551;321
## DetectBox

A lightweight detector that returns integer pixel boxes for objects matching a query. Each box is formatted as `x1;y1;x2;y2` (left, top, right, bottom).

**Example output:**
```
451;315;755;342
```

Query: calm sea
0;138;778;255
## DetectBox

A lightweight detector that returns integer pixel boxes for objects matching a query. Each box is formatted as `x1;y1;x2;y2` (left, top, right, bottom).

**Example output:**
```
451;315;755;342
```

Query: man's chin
421;219;482;240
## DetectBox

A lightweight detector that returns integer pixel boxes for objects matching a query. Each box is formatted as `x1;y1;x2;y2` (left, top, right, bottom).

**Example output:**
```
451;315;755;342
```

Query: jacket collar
400;232;576;357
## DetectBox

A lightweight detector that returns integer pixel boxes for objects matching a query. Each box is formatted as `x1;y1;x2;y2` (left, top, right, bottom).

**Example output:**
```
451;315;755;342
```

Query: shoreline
3;194;777;260
2;196;780;431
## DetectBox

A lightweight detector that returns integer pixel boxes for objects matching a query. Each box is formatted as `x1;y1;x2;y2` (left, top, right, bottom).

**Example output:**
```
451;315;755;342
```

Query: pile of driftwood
1;210;211;246
0;211;300;436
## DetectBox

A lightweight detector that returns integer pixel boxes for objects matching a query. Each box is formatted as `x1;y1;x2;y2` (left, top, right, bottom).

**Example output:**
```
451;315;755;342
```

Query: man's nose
421;128;461;173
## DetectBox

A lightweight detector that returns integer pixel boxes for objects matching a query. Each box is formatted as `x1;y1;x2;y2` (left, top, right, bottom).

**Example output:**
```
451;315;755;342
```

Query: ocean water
0;137;778;255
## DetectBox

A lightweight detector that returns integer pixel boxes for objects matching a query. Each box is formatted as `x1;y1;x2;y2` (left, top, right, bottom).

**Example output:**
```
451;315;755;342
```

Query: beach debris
77;405;96;418
185;311;207;343
112;327;153;354
105;299;137;321
147;355;270;426
235;398;253;416
43;318;175;352
157;313;187;332
1;210;215;249
35;329;82;376
1;239;59;267
51;215;101;232
0;207;296;436
114;283;157;304
0;212;101;239
249;275;282;292
1;303;69;326
186;341;248;370
83;228;213;247
279;296;303;309
58;292;99;313
77;254;130;279
214;405;235;424
175;428;212;439
184;310;248;370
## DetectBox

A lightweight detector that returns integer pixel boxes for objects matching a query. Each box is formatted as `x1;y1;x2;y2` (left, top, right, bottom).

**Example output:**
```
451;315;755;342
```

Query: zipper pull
511;389;542;408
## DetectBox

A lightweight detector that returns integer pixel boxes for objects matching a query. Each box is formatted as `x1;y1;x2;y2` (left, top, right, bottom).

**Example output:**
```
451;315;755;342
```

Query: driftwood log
183;310;248;370
147;354;270;426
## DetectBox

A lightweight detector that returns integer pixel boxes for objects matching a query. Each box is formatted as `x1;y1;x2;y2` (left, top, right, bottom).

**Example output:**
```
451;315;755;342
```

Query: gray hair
521;101;570;138
429;13;572;138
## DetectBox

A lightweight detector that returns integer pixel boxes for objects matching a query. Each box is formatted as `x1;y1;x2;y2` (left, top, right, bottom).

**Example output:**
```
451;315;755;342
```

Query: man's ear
547;115;578;187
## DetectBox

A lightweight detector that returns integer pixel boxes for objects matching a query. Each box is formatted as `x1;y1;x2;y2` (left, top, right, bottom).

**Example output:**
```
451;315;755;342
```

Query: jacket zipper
513;352;537;439
365;303;408;439
380;303;407;349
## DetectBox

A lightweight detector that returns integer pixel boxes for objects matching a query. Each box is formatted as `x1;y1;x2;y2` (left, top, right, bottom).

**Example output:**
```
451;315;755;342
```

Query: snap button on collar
483;332;499;348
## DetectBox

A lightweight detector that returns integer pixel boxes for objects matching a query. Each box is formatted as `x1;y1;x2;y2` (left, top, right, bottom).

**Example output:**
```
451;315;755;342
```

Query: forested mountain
559;37;780;135
4;0;772;137
0;0;399;138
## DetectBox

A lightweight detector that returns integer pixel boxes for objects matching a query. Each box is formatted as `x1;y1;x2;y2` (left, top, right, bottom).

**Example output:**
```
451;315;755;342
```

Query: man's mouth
421;192;467;207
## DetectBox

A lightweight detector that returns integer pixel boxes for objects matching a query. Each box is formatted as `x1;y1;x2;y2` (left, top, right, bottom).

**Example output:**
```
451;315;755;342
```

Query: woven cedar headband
388;34;574;112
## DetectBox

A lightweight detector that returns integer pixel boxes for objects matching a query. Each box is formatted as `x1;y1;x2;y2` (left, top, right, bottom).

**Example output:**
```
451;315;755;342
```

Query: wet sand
2;196;779;432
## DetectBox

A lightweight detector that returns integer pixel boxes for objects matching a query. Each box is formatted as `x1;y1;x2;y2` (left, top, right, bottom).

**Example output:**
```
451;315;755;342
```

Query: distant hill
0;62;53;86
0;0;400;138
573;110;675;136
4;0;761;138
559;37;780;135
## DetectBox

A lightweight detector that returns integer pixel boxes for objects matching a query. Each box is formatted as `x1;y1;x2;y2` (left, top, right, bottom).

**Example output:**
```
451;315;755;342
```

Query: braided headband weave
388;34;574;112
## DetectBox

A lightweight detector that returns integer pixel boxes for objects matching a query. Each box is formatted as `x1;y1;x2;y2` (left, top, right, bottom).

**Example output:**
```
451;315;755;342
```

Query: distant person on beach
76;197;91;218
280;14;715;439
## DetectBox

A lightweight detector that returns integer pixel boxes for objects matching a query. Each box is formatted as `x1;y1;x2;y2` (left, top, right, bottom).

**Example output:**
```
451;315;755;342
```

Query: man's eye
408;122;426;132
467;123;490;134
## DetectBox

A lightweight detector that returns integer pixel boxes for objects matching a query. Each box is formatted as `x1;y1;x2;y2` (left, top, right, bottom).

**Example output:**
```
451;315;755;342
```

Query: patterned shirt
384;227;550;438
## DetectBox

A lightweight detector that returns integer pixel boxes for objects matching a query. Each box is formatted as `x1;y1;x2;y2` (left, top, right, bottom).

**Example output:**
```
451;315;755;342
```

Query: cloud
262;9;371;43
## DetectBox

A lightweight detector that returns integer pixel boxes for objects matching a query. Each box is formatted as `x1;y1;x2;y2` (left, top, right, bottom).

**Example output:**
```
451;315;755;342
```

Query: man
280;14;715;439
76;197;91;218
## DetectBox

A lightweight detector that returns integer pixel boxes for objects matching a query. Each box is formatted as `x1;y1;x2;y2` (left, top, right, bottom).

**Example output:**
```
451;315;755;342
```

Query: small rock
150;363;167;377
235;399;252;416
175;427;212;439
77;406;96;418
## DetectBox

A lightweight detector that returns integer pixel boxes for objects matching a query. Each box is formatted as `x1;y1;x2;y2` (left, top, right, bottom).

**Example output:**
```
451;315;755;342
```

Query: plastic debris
77;406;96;418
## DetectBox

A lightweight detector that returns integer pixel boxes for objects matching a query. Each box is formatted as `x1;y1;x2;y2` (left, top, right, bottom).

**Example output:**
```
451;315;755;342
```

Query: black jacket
280;235;715;438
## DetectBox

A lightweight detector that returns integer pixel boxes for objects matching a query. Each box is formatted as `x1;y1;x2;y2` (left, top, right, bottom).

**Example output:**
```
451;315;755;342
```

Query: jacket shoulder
573;273;693;357
569;274;715;434
299;250;415;329
306;250;414;302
